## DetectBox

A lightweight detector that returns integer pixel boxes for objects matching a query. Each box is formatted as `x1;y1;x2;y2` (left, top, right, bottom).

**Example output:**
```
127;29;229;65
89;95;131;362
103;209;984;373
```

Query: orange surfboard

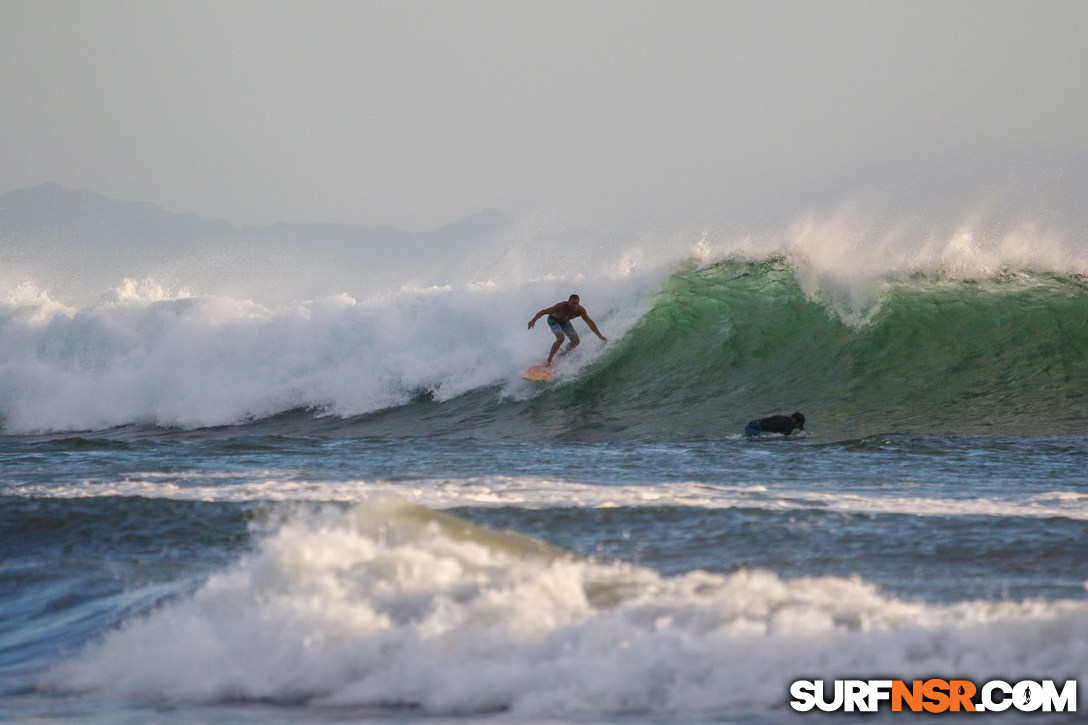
520;365;556;381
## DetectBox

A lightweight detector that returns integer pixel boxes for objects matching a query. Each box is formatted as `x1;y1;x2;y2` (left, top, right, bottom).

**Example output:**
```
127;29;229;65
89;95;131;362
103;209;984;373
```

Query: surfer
745;412;806;437
528;294;607;366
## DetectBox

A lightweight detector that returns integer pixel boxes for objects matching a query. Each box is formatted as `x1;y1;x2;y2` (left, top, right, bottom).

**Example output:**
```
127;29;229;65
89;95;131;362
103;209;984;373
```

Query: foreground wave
39;500;1088;718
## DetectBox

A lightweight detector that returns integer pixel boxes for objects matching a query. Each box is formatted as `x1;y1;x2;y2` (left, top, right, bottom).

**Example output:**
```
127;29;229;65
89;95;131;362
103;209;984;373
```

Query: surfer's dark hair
792;412;805;427
569;293;580;302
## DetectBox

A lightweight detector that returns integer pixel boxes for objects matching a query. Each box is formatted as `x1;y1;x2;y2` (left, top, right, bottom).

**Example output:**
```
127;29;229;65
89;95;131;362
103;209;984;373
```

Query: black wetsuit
745;415;801;437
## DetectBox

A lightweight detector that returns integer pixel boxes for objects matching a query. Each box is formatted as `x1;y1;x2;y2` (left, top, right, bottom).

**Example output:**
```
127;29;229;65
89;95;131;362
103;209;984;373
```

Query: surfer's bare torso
545;300;585;324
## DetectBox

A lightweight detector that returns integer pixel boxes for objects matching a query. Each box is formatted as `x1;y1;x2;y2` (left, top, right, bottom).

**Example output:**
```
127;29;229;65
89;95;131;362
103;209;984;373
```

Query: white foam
12;473;1088;523
42;500;1088;717
0;268;655;433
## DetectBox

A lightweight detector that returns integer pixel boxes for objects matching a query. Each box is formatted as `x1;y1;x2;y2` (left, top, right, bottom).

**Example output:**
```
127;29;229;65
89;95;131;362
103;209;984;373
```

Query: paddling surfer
528;294;607;366
745;412;806;437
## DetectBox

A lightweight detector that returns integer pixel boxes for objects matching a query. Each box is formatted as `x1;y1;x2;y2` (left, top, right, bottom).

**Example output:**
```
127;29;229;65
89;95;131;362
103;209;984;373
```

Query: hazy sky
2;0;1086;230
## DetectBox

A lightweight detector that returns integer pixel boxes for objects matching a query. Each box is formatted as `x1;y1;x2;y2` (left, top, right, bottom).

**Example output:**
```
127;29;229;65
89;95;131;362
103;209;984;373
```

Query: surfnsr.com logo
790;679;1078;714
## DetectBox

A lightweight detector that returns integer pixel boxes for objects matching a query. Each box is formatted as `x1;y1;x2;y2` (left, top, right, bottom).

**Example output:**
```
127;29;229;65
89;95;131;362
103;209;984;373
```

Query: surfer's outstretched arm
582;314;607;342
528;305;559;329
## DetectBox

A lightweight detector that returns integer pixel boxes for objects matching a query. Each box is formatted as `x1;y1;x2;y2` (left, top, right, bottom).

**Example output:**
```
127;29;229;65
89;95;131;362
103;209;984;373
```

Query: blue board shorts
547;315;579;339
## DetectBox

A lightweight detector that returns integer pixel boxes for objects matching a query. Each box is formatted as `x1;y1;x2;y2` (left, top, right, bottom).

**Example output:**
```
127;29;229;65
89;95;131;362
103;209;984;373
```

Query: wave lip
42;501;1088;717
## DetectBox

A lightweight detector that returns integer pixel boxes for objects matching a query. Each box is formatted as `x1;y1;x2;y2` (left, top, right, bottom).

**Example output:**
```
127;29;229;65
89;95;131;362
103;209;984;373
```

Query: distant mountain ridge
0;184;514;304
0;183;509;242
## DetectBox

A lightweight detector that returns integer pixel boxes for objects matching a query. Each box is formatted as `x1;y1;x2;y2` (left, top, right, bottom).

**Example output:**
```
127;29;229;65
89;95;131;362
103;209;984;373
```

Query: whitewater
2;185;1088;723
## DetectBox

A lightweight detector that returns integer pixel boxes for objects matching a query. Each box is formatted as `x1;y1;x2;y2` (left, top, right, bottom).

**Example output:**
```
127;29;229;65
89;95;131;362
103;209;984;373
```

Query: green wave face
540;261;1088;440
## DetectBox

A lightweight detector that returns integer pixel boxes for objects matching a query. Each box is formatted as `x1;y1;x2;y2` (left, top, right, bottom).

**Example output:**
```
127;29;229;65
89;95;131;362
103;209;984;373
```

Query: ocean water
2;190;1088;723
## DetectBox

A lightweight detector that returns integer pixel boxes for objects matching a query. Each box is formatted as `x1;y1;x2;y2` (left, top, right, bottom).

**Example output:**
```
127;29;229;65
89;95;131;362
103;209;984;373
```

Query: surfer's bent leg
547;315;579;364
548;334;565;365
552;317;579;358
